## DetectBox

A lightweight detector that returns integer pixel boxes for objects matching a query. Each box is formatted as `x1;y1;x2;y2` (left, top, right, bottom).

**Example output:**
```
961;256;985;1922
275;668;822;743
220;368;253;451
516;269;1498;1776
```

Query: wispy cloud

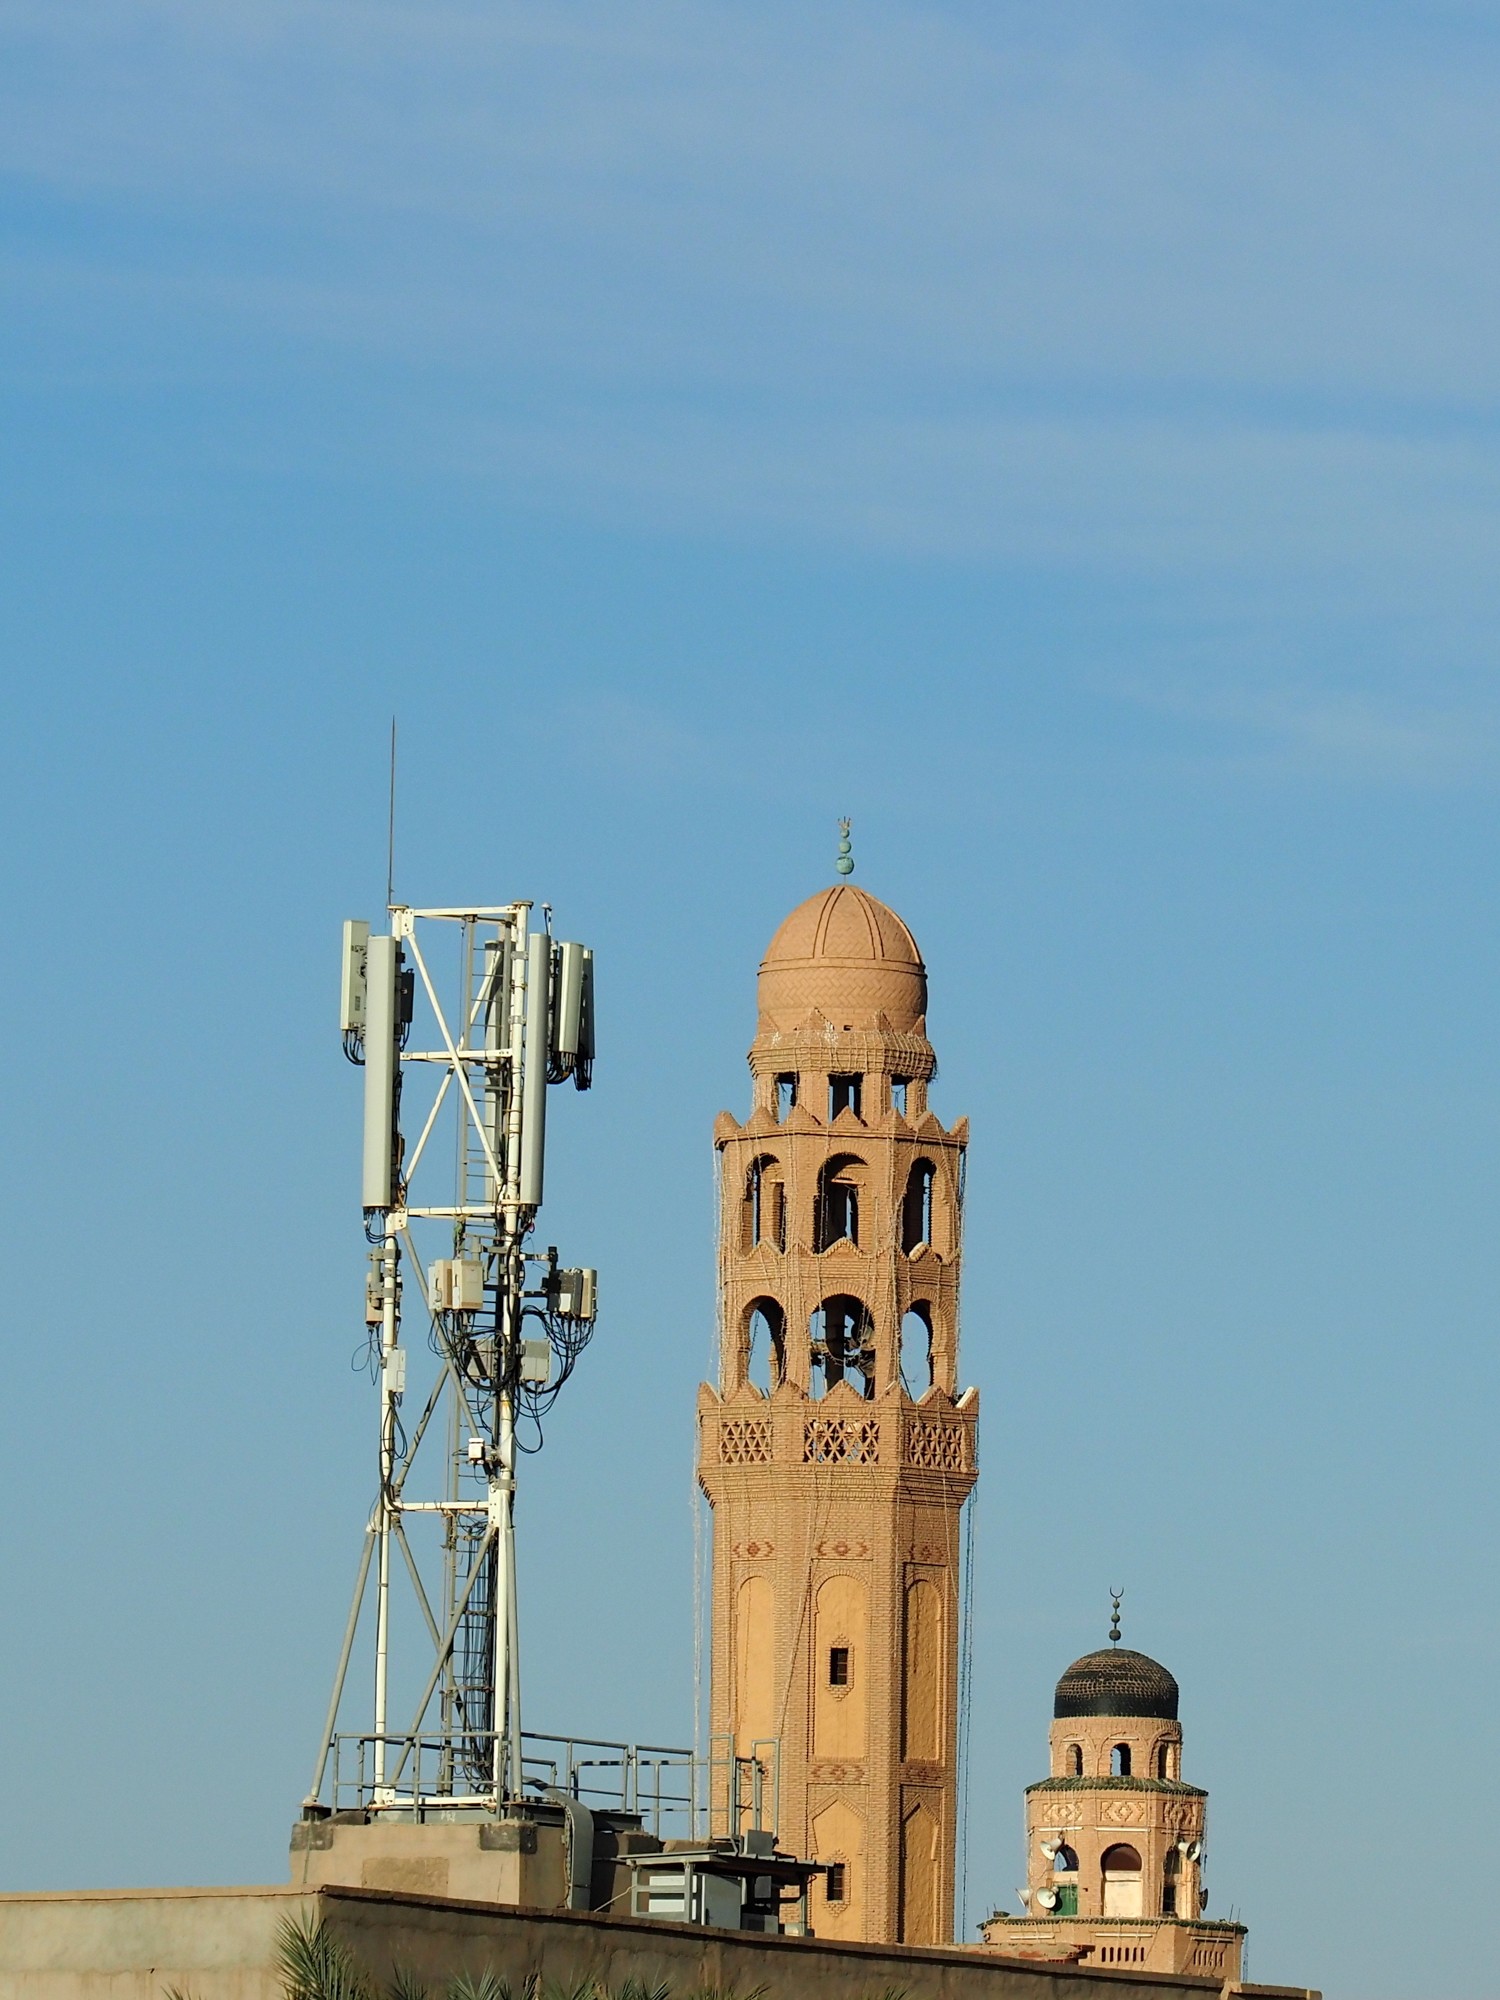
8;1;1500;403
1107;674;1500;785
6;1;1500;603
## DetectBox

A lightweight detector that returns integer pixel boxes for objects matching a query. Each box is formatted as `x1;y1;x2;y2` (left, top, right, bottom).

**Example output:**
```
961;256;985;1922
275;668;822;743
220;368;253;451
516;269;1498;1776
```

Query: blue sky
2;6;1498;1996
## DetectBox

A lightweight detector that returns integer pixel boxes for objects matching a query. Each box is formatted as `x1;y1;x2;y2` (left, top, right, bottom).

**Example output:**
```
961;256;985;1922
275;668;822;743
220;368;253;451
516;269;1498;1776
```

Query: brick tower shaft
697;884;978;1944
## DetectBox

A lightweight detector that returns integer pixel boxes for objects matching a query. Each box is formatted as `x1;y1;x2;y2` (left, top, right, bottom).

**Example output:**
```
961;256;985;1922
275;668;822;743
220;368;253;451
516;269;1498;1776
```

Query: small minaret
697;858;978;1945
980;1606;1246;1980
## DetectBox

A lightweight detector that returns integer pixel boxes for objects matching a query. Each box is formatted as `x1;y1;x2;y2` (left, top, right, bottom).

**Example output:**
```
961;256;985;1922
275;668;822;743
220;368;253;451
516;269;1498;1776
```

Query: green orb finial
835;817;854;877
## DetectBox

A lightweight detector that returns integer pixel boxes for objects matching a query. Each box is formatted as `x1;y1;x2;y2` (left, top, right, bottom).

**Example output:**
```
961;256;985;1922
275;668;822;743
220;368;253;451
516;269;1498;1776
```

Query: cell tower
305;899;597;1817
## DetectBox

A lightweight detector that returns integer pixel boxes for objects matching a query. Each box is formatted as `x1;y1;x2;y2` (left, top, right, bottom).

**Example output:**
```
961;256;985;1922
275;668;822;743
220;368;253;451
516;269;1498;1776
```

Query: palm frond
275;1913;375;2000
444;1970;515;2000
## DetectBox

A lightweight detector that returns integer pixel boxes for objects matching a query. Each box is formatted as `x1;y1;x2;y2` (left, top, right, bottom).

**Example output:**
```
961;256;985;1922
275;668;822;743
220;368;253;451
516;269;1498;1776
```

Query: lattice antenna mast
307;901;597;1816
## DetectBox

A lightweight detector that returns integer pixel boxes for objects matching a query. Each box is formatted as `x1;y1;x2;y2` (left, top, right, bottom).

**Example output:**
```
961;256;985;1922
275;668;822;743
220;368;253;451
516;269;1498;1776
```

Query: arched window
1066;1743;1083;1777
1161;1844;1179;1916
816;1155;864;1250
1100;1844;1143;1919
902;1160;936;1253
1155;1742;1171;1779
900;1304;933;1397
1053;1844;1079;1875
828;1074;862;1120
744;1155;785;1251
1111;1743;1132;1777
810;1296;875;1397
745;1300;785;1394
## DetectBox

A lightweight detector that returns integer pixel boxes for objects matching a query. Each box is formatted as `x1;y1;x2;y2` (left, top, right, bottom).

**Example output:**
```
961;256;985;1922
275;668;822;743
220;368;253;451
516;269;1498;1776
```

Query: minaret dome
1054;1648;1180;1721
758;885;926;1032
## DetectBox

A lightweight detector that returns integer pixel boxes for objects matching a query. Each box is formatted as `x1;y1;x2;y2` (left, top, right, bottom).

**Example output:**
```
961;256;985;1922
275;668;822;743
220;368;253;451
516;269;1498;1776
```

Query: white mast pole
491;906;529;1804
372;1224;399;1795
359;924;403;1800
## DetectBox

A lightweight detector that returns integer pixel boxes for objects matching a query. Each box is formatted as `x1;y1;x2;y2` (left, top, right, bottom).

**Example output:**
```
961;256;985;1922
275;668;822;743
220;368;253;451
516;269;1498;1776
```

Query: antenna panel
340;920;371;1033
553;941;587;1060
361;935;399;1208
518;931;551;1206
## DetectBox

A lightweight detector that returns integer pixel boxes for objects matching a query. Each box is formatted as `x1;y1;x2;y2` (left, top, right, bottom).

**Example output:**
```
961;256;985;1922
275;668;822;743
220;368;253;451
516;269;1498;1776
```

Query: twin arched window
746;1150;941;1258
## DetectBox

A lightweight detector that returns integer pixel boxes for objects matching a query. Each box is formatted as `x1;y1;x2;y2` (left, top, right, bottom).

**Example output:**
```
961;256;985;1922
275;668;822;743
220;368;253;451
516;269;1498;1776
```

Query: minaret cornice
715;1106;967;1151
749;1021;937;1082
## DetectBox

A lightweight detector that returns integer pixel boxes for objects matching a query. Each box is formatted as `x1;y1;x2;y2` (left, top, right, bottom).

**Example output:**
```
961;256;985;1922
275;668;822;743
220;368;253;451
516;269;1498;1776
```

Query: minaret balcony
698;1379;978;1486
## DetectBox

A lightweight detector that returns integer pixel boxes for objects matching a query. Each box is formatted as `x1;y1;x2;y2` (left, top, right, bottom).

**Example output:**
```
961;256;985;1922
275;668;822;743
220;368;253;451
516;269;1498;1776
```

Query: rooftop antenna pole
386;718;397;912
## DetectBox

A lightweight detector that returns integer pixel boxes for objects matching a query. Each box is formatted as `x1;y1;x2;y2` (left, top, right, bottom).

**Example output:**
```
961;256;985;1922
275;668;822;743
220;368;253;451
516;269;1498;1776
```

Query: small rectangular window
825;1862;847;1903
775;1074;797;1120
829;1074;862;1119
891;1077;909;1115
828;1645;850;1687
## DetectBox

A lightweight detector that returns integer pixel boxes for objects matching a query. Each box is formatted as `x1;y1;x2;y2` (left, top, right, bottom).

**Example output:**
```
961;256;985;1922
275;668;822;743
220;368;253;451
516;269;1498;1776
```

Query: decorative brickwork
720;1419;772;1464
906;1423;967;1471
804;1416;882;1464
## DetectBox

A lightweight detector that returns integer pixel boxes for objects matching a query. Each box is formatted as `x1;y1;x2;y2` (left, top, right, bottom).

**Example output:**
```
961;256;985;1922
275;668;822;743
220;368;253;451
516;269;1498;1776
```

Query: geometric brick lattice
905;1423;966;1470
719;1418;772;1464
804;1415;882;1464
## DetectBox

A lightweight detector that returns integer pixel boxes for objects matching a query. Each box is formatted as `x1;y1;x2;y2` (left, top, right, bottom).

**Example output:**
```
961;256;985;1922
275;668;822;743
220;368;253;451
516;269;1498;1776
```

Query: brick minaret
697;884;979;1944
977;1632;1246;1982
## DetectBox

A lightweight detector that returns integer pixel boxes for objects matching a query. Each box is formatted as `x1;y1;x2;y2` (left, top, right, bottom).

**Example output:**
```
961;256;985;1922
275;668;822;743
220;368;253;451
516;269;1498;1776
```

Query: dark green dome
1054;1647;1179;1720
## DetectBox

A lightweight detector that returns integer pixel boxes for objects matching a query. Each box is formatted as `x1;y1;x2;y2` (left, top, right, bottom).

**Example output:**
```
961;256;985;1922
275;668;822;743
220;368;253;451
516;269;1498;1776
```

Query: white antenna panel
340;920;370;1033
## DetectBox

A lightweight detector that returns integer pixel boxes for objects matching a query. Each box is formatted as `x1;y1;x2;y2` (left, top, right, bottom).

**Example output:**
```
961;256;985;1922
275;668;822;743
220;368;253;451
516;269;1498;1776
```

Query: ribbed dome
757;885;926;1032
1054;1648;1179;1721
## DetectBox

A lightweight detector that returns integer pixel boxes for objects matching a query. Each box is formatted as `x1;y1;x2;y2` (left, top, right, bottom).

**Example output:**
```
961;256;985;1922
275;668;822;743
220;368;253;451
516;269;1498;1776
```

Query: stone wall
0;1885;1318;2000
